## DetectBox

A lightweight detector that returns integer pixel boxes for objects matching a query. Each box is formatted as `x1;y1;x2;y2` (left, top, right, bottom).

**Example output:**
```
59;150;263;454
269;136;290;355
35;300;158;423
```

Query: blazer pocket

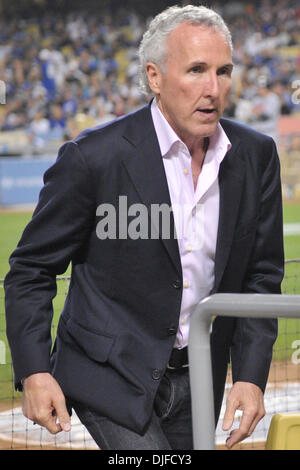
66;318;115;363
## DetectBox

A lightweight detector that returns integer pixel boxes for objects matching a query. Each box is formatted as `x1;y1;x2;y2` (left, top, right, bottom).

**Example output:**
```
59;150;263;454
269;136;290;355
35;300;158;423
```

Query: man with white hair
5;5;283;450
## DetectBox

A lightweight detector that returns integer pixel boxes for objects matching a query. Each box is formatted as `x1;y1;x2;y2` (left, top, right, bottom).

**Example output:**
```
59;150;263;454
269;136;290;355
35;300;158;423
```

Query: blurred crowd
0;0;299;153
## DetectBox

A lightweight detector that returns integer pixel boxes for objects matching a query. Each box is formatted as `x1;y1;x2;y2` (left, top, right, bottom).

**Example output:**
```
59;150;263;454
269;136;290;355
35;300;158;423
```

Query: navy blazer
5;103;284;434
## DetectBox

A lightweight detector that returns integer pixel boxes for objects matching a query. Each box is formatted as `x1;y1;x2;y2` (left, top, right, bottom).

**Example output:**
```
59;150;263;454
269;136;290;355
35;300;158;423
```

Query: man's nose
203;72;220;99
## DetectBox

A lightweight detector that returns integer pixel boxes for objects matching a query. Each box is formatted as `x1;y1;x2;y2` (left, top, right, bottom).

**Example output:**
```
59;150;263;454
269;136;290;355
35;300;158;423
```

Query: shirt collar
150;97;231;161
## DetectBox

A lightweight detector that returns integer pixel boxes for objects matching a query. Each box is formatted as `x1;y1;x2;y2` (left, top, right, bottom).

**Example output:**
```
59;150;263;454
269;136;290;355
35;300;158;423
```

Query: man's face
147;22;233;146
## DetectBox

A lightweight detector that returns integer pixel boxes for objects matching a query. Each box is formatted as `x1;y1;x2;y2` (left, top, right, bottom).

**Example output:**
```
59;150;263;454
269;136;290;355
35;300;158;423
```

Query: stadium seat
265;413;300;450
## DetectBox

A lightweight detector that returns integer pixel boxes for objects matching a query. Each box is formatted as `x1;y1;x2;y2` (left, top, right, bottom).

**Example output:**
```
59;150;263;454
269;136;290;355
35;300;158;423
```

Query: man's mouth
197;108;217;114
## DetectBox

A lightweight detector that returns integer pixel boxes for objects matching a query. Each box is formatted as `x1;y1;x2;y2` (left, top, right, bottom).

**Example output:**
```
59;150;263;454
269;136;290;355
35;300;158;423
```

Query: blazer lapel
121;105;182;277
213;133;245;292
121;108;246;286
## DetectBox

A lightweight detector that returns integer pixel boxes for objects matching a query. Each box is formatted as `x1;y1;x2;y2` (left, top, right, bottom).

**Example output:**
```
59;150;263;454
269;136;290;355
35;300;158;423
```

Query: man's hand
22;372;71;434
222;381;265;449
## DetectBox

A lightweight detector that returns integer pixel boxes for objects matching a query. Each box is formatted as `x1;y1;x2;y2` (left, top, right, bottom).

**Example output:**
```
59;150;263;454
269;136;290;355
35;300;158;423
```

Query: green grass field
0;203;299;277
283;202;300;259
0;203;299;401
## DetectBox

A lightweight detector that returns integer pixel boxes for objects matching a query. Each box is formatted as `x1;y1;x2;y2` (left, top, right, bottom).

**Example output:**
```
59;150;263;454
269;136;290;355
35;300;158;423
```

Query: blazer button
152;369;161;380
172;279;182;289
167;327;177;335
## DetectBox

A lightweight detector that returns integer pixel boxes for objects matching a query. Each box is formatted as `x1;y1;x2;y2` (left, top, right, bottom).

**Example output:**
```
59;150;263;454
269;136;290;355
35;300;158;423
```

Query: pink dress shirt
151;99;231;349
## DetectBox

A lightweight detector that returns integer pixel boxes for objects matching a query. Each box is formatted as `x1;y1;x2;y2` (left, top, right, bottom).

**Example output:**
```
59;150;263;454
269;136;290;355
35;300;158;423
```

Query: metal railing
188;293;300;450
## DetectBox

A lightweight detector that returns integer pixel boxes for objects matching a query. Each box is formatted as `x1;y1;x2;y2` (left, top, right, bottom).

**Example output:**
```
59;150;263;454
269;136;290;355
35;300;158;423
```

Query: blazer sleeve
231;136;284;392
4;141;95;389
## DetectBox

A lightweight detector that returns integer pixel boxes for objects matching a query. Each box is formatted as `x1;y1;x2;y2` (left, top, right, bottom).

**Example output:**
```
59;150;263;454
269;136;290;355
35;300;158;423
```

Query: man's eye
218;67;232;76
190;66;205;73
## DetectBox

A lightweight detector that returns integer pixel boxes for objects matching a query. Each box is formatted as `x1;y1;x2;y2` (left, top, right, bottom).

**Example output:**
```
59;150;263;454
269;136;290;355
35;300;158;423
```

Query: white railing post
188;293;300;450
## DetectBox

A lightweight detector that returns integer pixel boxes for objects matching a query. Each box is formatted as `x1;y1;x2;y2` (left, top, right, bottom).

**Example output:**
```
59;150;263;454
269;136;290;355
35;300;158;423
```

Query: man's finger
22;373;71;434
248;405;265;436
226;429;242;449
30;408;61;434
227;401;266;449
52;396;71;432
239;408;256;434
222;398;237;431
33;407;70;435
225;410;255;448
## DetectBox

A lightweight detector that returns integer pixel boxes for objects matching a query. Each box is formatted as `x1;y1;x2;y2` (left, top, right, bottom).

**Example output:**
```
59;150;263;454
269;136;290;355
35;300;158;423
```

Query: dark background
0;0;297;19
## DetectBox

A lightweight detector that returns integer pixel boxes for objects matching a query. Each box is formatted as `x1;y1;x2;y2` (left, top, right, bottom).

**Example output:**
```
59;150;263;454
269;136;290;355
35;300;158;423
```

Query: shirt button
186;244;193;252
183;280;189;288
152;369;161;380
172;280;182;289
183;168;189;175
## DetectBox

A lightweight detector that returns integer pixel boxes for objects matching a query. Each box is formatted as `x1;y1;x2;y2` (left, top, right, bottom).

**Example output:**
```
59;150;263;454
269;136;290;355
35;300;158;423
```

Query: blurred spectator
93;105;116;126
0;1;298;153
235;76;282;143
48;104;66;140
62;89;78;117
271;80;294;115
251;81;281;143
28;110;50;149
39;49;57;100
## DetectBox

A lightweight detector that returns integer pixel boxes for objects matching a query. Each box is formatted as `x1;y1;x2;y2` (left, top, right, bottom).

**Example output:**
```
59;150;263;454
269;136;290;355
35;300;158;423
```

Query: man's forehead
166;22;232;61
167;22;229;49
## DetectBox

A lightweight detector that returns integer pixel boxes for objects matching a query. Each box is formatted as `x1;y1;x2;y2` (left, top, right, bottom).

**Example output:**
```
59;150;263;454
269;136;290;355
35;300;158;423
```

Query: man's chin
195;121;219;138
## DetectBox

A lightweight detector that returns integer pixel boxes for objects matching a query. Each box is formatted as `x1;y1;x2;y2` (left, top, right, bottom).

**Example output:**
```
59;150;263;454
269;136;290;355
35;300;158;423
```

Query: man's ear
146;62;162;95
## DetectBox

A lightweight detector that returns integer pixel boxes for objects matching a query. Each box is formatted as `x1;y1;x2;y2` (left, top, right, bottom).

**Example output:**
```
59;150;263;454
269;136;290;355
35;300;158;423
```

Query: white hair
138;4;233;95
